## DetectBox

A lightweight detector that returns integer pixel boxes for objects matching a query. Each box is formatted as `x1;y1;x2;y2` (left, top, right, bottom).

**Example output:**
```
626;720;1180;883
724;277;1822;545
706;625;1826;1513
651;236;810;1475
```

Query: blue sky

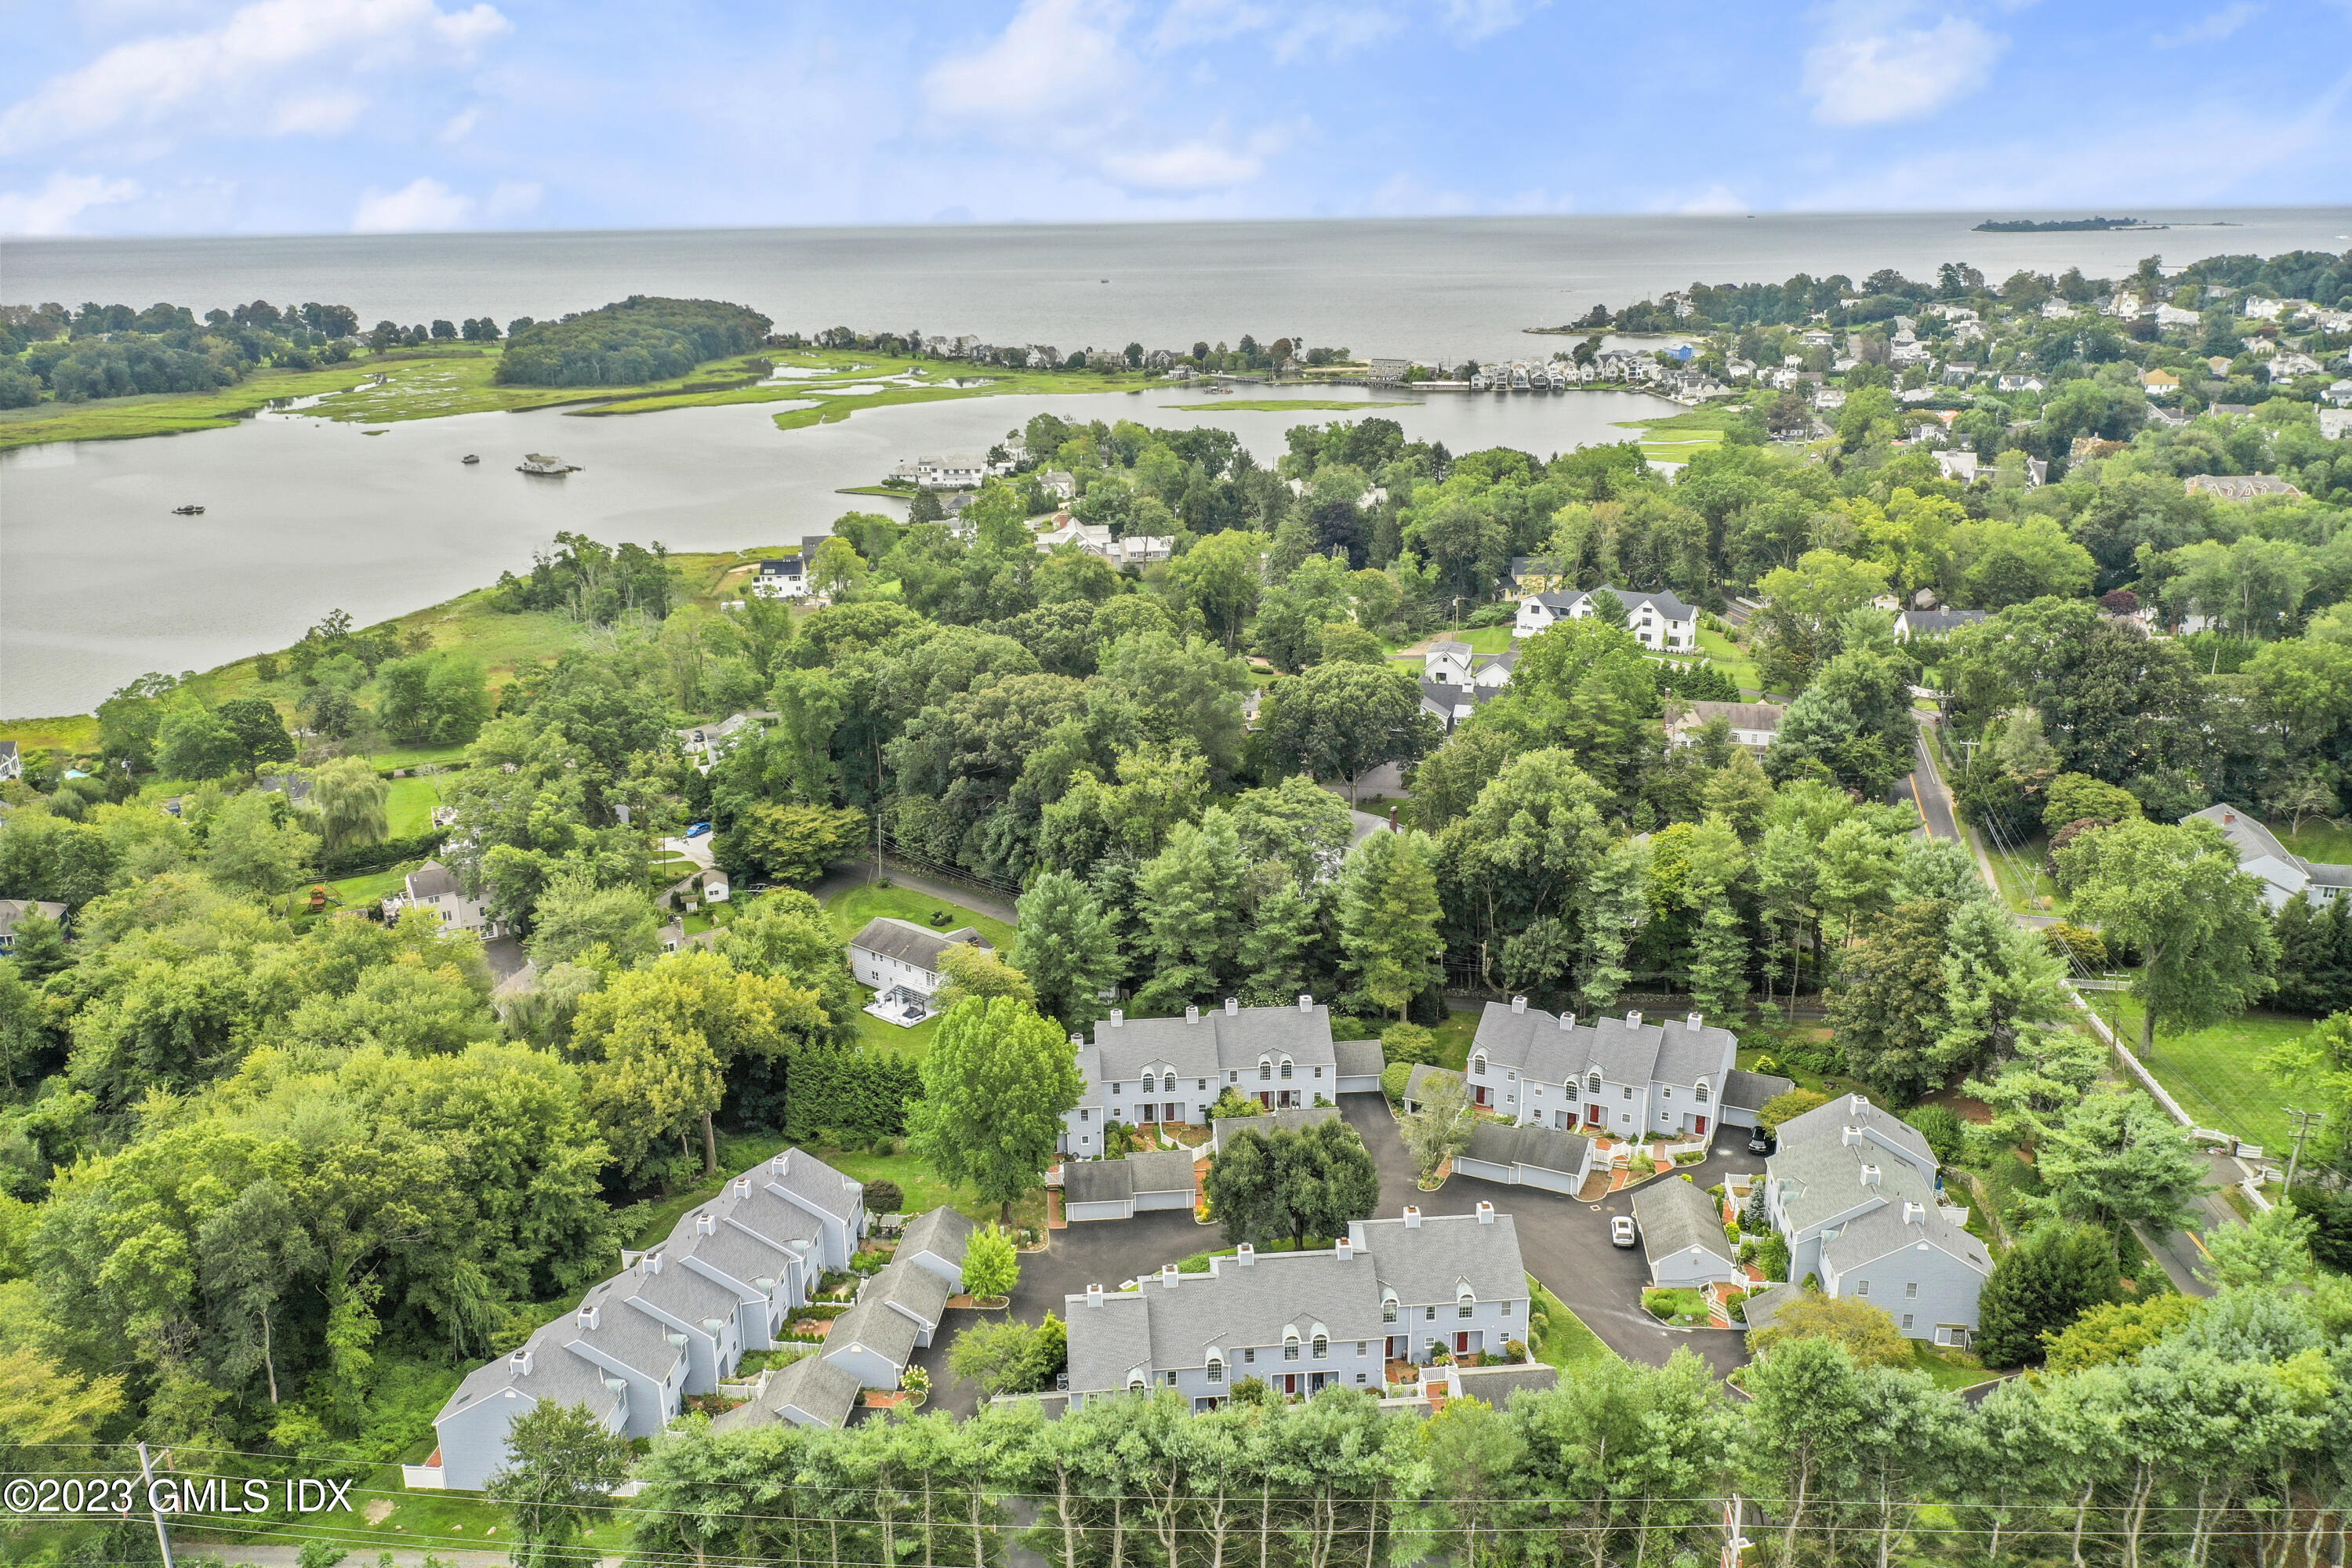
3;0;2350;237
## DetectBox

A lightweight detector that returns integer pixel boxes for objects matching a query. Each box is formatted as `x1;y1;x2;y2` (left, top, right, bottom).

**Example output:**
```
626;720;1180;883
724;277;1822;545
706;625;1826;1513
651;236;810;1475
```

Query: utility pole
136;1442;176;1568
2281;1105;2328;1195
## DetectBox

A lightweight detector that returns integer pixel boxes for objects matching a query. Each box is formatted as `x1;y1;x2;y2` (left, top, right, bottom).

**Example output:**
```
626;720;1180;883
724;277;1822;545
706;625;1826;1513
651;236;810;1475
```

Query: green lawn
2278;819;2352;866
2108;997;2305;1152
823;881;1016;951
369;741;472;771
322;863;421;908
1907;1341;1994;1392
1694;626;1762;695
855;1005;941;1061
1983;832;2063;916
1530;1279;1617;1376
383;775;444;837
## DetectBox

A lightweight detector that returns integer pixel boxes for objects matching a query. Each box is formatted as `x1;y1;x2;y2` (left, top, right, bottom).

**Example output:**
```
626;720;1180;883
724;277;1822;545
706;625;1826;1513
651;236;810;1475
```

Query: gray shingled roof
712;1352;861;1432
1469;1001;1738;1093
1721;1068;1794;1113
1769;1134;1940;1236
1065;1150;1195;1205
1331;1040;1383;1080
1632;1178;1734;1272
1359;1213;1525;1303
1089;1003;1338;1083
676;1225;793;1297
1776;1094;1934;1167
1740;1283;1799;1339
849;916;988;974
1450;1363;1559;1406
825;1292;922;1367
873;1257;952;1326
1670;701;1785;732
898;1206;976;1266
1462;1120;1590;1178
764;1148;865;1223
406;860;463;900
1065;1291;1156;1393
1820;1199;1990;1279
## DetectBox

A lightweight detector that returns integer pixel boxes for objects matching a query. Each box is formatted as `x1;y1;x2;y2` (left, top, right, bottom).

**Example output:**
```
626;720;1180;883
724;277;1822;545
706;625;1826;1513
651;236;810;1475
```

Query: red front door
1473;1085;1490;1107
1694;1116;1708;1136
1455;1332;1471;1355
1386;1336;1404;1359
1588;1105;1605;1125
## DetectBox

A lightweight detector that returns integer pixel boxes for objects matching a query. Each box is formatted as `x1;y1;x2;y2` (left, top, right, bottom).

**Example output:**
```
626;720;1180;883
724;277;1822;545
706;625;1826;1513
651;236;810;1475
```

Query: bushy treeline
492;294;772;387
0;298;372;408
630;1261;2352;1568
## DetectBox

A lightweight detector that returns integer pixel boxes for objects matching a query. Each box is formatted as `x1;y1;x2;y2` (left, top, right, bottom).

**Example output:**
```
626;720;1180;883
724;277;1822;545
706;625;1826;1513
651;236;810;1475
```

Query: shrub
1380;1022;1440;1066
1759;1087;1831;1132
901;1365;931;1396
1379;1060;1414;1103
865;1179;904;1215
2044;921;2109;969
1503;1339;1527;1361
1757;1232;1790;1281
1904;1104;1966;1166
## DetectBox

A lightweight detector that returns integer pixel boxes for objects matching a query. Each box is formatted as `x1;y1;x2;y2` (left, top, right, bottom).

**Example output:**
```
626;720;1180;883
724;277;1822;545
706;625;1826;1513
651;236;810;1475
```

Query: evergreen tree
1935;895;2072;1080
1974;1221;2119;1368
1132;810;1243;1010
1686;891;1749;1021
1577;837;1649;1012
1826;900;1951;1104
1236;873;1321;1005
1011;870;1122;1033
1338;826;1445;1017
2272;893;2331;1016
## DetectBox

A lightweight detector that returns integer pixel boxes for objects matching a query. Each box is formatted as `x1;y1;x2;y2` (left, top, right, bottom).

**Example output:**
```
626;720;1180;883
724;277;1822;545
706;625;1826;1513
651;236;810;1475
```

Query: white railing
400;1465;445;1490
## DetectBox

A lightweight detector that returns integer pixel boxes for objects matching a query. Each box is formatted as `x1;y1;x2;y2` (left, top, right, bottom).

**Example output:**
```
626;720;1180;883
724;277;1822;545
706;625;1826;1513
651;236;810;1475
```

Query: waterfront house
1461;997;1788;1141
1762;1094;1988;1345
848;917;994;1022
1513;585;1697;650
423;1149;867;1487
1062;1206;1530;1410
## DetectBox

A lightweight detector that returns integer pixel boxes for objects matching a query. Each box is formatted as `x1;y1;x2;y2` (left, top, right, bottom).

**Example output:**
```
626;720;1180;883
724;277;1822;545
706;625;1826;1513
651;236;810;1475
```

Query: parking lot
909;1093;1765;1415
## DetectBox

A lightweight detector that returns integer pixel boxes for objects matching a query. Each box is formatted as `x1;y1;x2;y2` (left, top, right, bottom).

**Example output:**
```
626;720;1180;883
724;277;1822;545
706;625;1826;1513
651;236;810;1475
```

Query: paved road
1897;728;1962;842
1334;1094;1762;1379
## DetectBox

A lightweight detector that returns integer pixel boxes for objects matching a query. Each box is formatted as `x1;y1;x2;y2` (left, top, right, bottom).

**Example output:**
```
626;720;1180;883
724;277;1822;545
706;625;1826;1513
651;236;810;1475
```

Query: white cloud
1802;10;2007;125
2154;2;2262;47
270;93;366;135
351;174;470;231
1675;183;1748;215
437;105;481;143
1101;140;1261;189
1434;0;1547;43
927;0;1132;127
0;170;140;235
0;0;510;155
1152;0;1272;49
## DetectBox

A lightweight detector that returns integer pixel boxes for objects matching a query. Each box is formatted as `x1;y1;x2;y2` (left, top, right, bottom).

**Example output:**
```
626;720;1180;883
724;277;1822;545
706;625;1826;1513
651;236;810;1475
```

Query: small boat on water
461;453;480;465
517;453;580;475
171;504;205;516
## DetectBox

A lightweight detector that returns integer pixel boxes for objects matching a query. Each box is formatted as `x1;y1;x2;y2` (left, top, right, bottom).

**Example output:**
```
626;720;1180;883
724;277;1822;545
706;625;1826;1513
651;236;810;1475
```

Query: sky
2;0;2351;238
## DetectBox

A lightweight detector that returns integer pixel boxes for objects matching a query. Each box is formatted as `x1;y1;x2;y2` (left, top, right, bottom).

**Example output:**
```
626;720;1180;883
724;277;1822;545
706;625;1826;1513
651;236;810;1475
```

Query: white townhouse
1461;998;1791;1143
2185;802;2352;911
1755;1094;1990;1346
1060;998;1383;1158
425;1149;868;1489
1515;585;1698;650
1063;1206;1530;1410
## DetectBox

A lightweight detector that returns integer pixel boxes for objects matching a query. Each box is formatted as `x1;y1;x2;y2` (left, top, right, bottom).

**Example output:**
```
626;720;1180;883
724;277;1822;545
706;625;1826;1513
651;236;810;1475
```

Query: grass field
0;358;389;451
1694;626;1763;695
822;881;1017;951
1160;398;1414;412
1530;1278;1618;1376
2278;818;2352;866
321;863;420;908
383;775;445;837
1908;1341;1994;1392
2109;997;2305;1152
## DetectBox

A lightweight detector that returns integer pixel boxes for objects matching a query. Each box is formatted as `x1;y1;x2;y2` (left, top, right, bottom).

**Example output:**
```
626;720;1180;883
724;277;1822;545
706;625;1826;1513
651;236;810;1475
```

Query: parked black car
1747;1127;1776;1156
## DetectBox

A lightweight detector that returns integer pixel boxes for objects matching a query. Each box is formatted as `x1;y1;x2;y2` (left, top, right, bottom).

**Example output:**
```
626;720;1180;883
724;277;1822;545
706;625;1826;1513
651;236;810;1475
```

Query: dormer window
1312;1333;1329;1359
1259;1059;1272;1082
1472;1053;1487;1076
1695;1083;1709;1103
1279;1057;1294;1080
1206;1353;1225;1385
1283;1333;1301;1362
1457;1287;1475;1319
1381;1294;1399;1323
1588;1073;1602;1093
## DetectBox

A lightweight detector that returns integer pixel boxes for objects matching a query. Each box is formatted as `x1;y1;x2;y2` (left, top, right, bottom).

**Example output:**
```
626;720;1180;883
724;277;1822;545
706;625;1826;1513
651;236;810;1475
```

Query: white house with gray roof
1464;998;1790;1142
1062;997;1341;1158
712;1352;862;1433
2183;802;2352;911
382;861;505;938
423;1148;866;1490
848;916;994;1020
1762;1094;1989;1345
821;1256;952;1389
1632;1175;1740;1288
1514;586;1697;649
894;1206;975;1288
1063;1205;1529;1410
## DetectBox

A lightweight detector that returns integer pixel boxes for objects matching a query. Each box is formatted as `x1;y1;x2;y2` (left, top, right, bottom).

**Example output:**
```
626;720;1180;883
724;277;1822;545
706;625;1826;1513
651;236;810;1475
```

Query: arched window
1457;1287;1475;1320
1283;1331;1301;1362
1312;1333;1329;1359
1694;1081;1710;1103
1206;1352;1225;1385
1259;1058;1272;1082
1381;1293;1399;1324
1587;1072;1602;1093
1127;1374;1147;1392
1472;1053;1487;1076
1279;1056;1294;1080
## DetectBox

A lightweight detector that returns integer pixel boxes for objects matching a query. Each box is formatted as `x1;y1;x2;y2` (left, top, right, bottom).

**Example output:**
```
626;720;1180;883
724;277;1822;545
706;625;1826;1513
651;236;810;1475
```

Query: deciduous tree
909;996;1081;1224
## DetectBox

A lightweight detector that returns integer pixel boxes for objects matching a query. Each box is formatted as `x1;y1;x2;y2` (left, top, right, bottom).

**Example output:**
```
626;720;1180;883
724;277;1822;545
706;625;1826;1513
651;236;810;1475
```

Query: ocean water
7;207;2351;717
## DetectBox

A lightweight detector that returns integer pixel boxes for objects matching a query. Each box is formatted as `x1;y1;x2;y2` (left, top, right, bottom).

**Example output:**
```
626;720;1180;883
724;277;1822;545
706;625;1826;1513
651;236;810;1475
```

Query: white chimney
1511;995;1526;1014
1298;993;1313;1013
1186;1005;1201;1023
1087;1283;1104;1308
1109;1009;1124;1027
1477;1202;1495;1225
1162;1263;1180;1289
1403;1207;1422;1229
1904;1201;1926;1225
1849;1094;1868;1116
1626;1010;1642;1028
1860;1163;1882;1188
731;1177;750;1197
697;1212;716;1236
1335;1236;1353;1261
642;1250;663;1275
510;1348;534;1375
1686;1012;1702;1031
1236;1243;1255;1266
1842;1126;1864;1147
1069;1033;1083;1046
1225;996;1240;1015
1558;1011;1576;1030
577;1305;599;1330
772;1152;791;1175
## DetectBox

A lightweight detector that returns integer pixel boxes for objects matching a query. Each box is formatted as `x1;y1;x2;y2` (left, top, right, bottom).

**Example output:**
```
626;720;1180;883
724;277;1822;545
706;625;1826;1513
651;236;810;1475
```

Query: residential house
1062;997;1345;1160
0;898;67;957
1633;1176;1740;1288
1893;608;1990;641
1422;640;1474;687
1062;1206;1531;1410
848;917;994;1022
710;1353;862;1433
2269;351;2325;379
2154;303;2202;330
1814;387;1847;412
1515;585;1698;650
2325;379;2352;408
2140;368;2182;395
1996;374;2046;394
2319;408;2352;441
750;556;807;600
1461;997;1791;1140
2185;474;2303;502
1062;1149;1200;1222
822;1257;951;1389
0;741;18;784
677;710;767;773
1038;470;1077;501
895;1207;975;1287
2183;802;2352;911
425;1149;867;1487
1762;1094;1990;1345
1934;450;1980;484
382;861;505;938
1665;701;1784;754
